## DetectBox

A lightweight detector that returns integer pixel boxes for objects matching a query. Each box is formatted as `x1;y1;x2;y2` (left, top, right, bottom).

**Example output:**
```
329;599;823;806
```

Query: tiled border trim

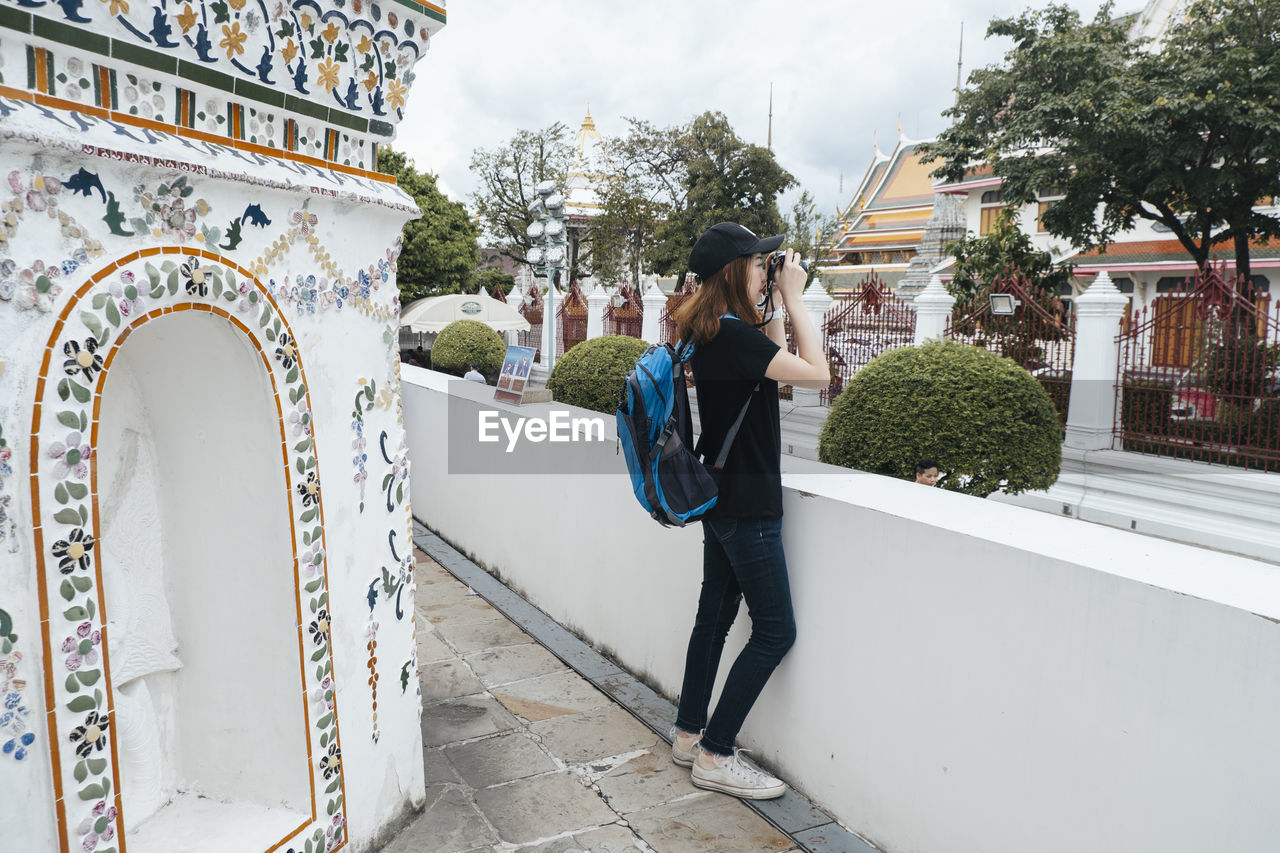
31;249;349;853
411;522;881;853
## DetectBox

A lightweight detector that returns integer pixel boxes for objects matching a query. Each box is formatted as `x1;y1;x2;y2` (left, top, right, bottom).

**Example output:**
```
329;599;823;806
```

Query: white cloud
397;0;1107;220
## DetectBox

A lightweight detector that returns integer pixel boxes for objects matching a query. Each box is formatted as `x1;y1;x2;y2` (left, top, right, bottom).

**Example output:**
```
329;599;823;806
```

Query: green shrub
547;335;650;414
431;319;506;377
818;339;1062;497
1120;379;1173;437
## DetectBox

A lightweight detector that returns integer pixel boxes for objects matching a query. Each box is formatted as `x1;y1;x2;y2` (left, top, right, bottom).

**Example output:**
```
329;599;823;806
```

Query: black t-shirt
690;317;782;521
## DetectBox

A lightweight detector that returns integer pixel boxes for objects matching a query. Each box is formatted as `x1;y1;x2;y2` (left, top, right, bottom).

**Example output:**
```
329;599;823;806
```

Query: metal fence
820;273;917;404
517;287;543;360
556;282;587;357
944;271;1075;423
1115;266;1280;472
659;276;697;344
605;284;644;338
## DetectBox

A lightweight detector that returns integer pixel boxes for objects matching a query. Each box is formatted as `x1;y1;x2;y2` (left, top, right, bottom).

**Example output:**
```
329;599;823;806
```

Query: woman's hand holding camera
771;248;808;304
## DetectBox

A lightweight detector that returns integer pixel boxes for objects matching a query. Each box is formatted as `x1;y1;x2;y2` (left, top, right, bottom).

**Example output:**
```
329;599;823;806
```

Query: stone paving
379;551;802;853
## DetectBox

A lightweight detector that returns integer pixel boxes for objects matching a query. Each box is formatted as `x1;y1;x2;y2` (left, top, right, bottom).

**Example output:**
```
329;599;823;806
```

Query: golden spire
581;105;596;132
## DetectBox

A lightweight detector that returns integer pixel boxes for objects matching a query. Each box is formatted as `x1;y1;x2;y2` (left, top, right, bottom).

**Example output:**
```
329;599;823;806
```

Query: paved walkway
380;549;804;853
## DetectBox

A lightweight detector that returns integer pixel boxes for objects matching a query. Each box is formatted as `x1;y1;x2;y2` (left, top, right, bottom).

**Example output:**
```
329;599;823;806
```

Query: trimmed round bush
547;335;650;414
431;319;506;377
818;339;1062;497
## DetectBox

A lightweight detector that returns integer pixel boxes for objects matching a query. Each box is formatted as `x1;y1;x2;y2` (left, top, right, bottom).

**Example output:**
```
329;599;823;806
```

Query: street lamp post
525;181;568;376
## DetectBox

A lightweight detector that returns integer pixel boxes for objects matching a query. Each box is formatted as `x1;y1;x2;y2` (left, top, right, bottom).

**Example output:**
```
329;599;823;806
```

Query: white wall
404;370;1280;853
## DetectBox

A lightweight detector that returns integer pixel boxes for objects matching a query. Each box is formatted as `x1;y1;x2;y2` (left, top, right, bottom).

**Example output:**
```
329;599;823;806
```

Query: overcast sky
397;0;1110;220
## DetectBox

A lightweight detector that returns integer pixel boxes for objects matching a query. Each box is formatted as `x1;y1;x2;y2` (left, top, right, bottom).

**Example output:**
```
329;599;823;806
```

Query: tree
469;123;572;270
377;148;479;301
945;209;1075;306
640;112;796;277
781;190;837;286
919;0;1280;287
474;267;515;298
590;122;679;284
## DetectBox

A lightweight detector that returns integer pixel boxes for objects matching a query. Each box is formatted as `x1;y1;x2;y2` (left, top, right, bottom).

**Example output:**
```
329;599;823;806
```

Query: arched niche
31;249;347;853
97;311;310;849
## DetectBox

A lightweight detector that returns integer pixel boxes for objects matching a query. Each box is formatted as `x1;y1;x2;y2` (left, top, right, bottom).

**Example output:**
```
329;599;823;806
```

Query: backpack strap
698;314;757;469
710;384;757;470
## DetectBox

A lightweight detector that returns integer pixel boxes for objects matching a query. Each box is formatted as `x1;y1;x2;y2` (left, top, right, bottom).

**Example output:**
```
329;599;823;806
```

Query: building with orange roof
822;135;940;291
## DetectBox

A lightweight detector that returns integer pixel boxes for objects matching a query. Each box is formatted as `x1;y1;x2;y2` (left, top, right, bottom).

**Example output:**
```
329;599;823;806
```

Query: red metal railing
820;273;917;404
605;283;644;338
944;269;1075;422
659;275;697;344
1115;266;1279;471
556;282;588;357
518;286;543;361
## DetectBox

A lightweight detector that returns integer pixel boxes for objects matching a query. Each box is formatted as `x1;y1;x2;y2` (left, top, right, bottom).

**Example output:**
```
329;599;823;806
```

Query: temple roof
830;136;937;256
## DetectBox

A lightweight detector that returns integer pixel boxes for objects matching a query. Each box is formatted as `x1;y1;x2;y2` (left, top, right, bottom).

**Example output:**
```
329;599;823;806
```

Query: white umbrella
399;293;531;334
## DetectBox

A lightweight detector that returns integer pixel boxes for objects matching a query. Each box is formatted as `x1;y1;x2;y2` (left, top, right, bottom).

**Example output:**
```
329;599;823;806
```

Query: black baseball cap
688;222;784;280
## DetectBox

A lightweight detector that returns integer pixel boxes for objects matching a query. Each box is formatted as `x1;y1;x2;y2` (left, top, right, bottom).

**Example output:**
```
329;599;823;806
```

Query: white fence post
912;276;956;346
640;278;667;344
505;278;525;347
792;277;835;406
1064;270;1130;451
586;279;608;341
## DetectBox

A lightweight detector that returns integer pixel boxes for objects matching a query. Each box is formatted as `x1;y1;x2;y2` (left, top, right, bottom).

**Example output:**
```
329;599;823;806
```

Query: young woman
669;222;829;799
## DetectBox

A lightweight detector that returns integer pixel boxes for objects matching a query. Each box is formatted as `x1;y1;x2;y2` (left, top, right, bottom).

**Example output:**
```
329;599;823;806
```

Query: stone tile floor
378;550;803;853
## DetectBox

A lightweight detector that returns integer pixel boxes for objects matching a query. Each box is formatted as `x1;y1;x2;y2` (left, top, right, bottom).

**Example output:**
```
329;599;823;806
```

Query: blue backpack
616;327;753;527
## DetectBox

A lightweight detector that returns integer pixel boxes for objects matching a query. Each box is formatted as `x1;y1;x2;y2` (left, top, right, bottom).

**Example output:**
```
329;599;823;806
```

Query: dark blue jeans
675;516;796;757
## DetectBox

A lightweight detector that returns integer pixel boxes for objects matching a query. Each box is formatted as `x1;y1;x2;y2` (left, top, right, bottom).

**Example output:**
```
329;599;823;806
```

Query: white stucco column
913;276;956;346
640;278;667;344
1064;270;1130;451
586;279;609;341
792;277;835;407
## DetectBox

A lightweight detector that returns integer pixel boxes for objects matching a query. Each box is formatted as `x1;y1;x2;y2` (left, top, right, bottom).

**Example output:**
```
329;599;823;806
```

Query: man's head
915;458;939;486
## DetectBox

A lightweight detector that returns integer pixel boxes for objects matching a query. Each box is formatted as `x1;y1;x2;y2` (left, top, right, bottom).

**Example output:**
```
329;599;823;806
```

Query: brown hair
673;255;762;345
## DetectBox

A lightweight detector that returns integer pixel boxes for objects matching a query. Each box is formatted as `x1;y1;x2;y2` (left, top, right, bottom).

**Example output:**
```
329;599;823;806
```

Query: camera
765;250;808;284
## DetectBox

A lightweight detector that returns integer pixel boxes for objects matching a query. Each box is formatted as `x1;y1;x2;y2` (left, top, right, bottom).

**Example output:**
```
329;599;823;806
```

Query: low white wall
404;370;1280;853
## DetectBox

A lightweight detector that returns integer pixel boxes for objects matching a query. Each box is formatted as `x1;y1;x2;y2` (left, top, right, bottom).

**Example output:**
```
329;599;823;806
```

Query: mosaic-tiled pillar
0;0;444;850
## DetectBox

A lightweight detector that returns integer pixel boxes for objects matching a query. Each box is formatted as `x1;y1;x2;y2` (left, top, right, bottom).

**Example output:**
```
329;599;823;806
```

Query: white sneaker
669;726;701;768
691;748;787;800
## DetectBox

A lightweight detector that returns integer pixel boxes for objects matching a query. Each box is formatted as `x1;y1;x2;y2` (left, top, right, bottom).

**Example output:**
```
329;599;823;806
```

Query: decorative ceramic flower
161;199;198;242
318;741;341;779
51;528;95;574
308;609;329;645
316;59;340;93
275;332;299;369
62;338;103;381
180;256;207;296
220;22;247;58
49;431;92;480
2;731;34;760
110;271;143;317
288;403;312;438
69;710;108;758
296;471;320;507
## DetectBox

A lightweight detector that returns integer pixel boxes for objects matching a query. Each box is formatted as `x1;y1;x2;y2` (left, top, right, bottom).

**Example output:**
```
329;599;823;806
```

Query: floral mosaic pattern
0;160;402;329
31;248;347;853
0;420;14;549
13;0;436;124
0;607;35;761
